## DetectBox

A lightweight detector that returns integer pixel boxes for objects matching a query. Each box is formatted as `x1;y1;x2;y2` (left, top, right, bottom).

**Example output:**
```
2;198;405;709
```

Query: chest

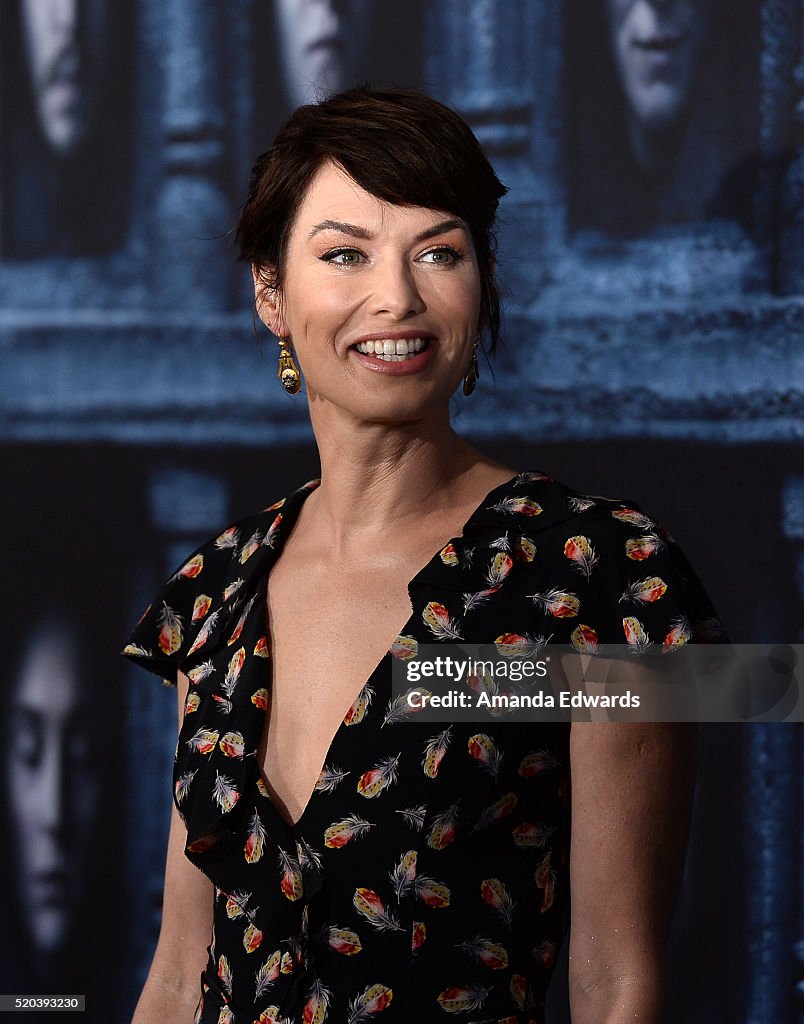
256;551;432;825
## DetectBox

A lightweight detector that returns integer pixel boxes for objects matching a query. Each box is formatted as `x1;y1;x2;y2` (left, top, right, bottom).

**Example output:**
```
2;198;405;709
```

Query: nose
368;257;427;320
316;0;340;33
37;728;68;838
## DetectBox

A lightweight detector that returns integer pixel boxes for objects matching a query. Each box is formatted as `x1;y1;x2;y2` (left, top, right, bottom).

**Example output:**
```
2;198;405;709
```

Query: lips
32;869;68;905
354;338;431;361
633;33;685;51
349;332;437;372
350;330;436;355
307;34;343;56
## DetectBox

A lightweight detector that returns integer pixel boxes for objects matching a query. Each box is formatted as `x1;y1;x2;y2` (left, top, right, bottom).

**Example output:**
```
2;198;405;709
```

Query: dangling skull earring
277;336;301;394
463;338;480;396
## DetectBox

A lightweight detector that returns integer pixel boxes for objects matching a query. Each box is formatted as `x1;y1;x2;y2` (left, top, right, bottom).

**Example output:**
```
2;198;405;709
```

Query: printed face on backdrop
255;160;482;425
604;0;711;132
20;0;110;156
5;618;100;955
273;0;372;108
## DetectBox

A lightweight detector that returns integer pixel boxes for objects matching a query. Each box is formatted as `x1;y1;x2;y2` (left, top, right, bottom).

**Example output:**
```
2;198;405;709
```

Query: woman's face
5;619;100;955
21;0;110;156
273;0;371;108
259;160;482;425
605;0;710;131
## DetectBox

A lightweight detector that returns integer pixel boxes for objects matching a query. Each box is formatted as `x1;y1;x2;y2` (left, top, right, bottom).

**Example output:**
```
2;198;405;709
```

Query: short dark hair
234;87;508;356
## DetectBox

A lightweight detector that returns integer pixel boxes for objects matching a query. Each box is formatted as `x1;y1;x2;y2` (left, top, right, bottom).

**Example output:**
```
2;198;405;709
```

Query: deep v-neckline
254;471;520;832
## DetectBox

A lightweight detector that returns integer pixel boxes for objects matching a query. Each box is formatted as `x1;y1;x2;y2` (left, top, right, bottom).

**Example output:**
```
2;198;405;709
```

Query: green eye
421;247;464;266
321;248;363;265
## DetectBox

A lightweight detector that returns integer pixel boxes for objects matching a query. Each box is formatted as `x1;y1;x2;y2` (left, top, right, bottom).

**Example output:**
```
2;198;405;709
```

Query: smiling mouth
353;338;432;362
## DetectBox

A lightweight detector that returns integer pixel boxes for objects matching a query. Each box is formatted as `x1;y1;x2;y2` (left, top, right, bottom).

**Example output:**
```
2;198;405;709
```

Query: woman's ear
252;264;287;336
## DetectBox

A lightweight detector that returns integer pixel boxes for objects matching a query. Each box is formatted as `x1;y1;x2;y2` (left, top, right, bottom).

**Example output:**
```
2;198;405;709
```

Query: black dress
122;470;725;1024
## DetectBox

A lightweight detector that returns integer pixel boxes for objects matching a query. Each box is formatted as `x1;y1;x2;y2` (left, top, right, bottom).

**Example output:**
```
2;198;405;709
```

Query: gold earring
277;336;301;394
463;338;480;396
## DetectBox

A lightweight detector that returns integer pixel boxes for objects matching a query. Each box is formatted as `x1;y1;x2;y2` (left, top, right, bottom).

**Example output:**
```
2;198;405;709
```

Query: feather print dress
122;470;726;1024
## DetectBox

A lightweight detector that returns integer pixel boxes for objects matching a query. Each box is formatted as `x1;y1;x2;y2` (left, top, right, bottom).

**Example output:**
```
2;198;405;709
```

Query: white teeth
354;338;431;360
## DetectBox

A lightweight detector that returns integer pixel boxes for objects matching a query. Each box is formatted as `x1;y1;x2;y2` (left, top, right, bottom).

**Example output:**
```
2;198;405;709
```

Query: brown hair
234;87;508;355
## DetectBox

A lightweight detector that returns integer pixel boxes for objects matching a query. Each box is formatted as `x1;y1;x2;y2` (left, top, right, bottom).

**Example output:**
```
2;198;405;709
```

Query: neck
303;401;503;547
625;109;683;178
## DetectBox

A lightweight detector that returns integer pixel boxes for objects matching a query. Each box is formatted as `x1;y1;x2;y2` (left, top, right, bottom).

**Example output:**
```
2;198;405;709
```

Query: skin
5;618;100;961
135;157;697;1022
21;0;109;156
258;160;483;430
604;0;711;169
252;161;517;825
131;674;214;1024
273;0;371;108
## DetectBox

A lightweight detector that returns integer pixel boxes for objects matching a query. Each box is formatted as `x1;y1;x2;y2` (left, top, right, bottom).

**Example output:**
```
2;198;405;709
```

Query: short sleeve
569;503;729;652
120;535;214;688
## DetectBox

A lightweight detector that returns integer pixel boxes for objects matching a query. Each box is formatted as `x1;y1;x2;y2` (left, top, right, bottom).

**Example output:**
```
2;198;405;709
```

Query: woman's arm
568;718;697;1024
130;669;215;1024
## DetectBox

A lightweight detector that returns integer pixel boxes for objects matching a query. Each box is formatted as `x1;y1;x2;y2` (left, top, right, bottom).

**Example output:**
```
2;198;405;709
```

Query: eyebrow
307;218;467;243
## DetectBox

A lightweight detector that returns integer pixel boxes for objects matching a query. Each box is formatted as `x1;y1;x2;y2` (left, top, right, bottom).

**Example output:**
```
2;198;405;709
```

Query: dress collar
239;469;595;598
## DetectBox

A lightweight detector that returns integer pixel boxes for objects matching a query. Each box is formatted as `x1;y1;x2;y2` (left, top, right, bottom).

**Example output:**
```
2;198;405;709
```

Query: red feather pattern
611;507;655;529
352;888;403;932
527;587;580;618
326;926;362;956
623;615;652;653
421;600;462;641
456;936;509;970
563;535;599;578
663;614;692;649
356;754;400;799
512;821;555;848
534;851;557;913
518;749;560;778
192;593;212;622
625;531;666;560
157;601;184;656
620;575;668;605
436;984;492;1013
346;983;393;1022
426;801;460;851
422;727;452;779
471;793;518;834
494;632;551;658
187;607;221;655
261;512;283;549
467;732;503;779
480;877;515;928
119;472;726;1019
485;552;513;587
570;623;600;653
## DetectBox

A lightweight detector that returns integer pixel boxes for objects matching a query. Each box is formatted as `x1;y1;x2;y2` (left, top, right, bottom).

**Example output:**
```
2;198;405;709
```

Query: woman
0;494;125;1014
123;88;726;1024
564;0;759;237
0;0;135;257
252;1;423;148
